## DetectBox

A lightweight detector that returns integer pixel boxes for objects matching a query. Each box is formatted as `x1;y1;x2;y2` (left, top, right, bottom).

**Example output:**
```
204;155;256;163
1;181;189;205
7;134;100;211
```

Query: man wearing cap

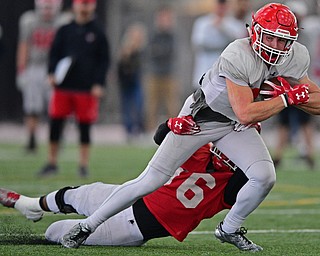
38;0;110;177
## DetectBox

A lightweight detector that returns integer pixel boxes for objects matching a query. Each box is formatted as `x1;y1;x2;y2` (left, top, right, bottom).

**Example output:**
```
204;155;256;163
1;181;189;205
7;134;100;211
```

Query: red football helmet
250;3;298;66
210;146;237;172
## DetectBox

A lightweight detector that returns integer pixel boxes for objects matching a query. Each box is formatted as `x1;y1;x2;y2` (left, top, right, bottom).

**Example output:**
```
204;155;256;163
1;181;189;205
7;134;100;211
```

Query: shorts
49;89;99;123
18;66;51;115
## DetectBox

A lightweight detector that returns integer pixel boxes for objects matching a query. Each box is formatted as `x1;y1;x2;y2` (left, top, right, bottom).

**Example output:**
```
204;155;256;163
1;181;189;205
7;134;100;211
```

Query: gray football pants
84;118;275;233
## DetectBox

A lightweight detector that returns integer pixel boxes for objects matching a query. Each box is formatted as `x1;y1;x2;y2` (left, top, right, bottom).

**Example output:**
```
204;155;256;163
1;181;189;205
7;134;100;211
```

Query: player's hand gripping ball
259;76;298;100
259;76;309;106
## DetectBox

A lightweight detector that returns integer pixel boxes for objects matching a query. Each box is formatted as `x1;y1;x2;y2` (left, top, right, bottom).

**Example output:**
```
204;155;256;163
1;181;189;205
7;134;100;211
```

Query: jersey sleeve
48;25;65;74
18;11;35;42
218;57;249;86
279;43;310;80
218;39;255;86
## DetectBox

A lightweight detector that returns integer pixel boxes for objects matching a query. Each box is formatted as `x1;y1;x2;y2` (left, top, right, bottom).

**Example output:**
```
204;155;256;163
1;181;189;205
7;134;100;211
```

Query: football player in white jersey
16;0;71;153
60;3;320;251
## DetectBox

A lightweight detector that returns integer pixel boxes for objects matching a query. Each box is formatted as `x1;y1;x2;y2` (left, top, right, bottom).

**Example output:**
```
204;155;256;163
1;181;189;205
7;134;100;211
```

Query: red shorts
49;90;99;123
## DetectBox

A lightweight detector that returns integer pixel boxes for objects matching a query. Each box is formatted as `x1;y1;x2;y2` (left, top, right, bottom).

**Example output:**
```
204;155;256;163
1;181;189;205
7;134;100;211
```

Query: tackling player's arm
226;78;286;124
296;75;320;115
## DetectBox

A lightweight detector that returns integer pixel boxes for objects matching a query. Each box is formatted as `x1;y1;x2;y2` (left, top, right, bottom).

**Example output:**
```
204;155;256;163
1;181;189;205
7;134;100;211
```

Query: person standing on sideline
16;0;70;153
145;6;179;133
117;23;147;142
191;0;248;89
37;0;110;177
60;3;320;251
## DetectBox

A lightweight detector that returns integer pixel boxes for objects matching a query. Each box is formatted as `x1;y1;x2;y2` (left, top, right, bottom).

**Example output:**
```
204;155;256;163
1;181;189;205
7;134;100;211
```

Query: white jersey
200;37;310;121
18;10;71;66
17;10;72;114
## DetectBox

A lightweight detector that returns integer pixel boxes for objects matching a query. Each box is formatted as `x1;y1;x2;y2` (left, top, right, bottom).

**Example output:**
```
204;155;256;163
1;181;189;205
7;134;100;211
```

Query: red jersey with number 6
143;144;233;242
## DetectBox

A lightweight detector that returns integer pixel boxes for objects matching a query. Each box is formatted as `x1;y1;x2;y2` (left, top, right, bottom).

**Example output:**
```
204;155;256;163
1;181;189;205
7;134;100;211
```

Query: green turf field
0;143;319;255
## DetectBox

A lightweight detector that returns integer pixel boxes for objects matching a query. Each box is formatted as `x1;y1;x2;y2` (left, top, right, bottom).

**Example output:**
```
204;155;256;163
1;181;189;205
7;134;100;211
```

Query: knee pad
49;118;65;142
55;186;79;214
79;123;90;144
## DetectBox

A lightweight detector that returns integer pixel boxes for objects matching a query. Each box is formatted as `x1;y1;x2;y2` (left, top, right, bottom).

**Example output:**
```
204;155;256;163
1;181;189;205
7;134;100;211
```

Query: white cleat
214;222;263;252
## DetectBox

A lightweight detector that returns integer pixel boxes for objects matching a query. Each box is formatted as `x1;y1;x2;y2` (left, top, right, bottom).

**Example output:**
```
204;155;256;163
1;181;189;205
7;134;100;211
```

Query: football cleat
60;222;92;248
0;188;20;208
0;188;44;222
78;166;89;178
37;163;58;177
214;222;263;252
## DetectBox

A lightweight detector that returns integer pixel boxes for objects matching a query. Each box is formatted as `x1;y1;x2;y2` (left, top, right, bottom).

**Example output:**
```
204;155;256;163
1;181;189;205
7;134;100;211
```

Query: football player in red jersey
0;120;249;247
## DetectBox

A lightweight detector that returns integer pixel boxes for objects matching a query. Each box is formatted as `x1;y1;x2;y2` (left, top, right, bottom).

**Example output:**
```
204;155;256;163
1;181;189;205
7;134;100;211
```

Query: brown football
259;76;300;100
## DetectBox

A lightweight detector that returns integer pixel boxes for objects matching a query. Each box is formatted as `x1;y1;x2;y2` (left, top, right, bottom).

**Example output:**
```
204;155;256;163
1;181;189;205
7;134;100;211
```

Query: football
259;76;300;100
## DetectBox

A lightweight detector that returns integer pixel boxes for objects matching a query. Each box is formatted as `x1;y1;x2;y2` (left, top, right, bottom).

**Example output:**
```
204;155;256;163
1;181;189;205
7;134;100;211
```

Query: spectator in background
273;1;315;169
117;23;147;142
145;6;179;133
16;0;71;153
232;0;251;25
37;0;110;177
191;0;248;88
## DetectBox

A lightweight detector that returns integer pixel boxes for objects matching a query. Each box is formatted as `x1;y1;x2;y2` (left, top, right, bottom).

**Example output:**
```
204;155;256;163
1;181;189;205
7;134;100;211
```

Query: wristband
280;94;288;108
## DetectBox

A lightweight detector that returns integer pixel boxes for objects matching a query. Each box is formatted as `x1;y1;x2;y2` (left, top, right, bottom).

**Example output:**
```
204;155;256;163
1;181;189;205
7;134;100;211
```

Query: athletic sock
15;196;42;213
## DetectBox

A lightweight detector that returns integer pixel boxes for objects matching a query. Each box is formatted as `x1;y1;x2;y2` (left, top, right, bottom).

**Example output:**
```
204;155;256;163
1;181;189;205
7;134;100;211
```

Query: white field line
190;229;320;235
252;209;320;215
214;208;320;216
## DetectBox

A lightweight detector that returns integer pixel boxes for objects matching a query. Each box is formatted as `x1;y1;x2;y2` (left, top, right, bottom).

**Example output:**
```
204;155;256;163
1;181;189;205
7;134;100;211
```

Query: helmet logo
276;10;294;27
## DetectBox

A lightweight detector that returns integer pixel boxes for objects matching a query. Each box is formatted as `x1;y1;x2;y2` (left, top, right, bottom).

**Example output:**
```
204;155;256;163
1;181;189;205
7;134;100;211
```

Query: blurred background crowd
0;0;319;169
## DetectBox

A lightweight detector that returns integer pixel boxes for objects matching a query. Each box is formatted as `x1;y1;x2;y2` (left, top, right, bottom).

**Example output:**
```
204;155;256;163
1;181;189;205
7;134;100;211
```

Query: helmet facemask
252;23;297;66
210;146;237;172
